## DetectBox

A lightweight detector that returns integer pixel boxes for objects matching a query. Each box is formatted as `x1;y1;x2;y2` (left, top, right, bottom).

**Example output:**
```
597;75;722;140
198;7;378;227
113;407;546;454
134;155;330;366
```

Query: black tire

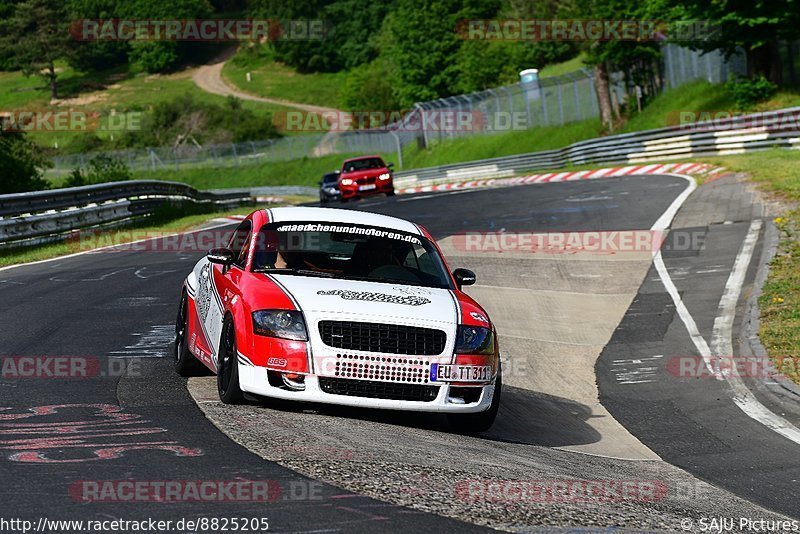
447;364;502;433
174;291;203;377
217;317;245;404
387;189;396;197
339;197;348;203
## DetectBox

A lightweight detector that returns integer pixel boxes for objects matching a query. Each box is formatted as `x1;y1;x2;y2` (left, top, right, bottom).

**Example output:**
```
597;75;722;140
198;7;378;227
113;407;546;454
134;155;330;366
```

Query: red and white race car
174;207;502;431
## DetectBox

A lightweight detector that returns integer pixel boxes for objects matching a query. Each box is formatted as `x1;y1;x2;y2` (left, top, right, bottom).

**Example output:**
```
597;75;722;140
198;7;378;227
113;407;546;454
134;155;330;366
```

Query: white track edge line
656;174;800;446
710;219;800;444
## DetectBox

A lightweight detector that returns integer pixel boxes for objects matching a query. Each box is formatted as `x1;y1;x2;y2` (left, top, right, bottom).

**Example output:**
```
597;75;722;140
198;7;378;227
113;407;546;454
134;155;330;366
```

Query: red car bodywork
338;155;394;201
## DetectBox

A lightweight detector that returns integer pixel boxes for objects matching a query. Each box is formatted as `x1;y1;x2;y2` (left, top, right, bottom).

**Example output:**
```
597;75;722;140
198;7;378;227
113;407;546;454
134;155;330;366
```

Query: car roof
266;207;421;235
343;155;382;162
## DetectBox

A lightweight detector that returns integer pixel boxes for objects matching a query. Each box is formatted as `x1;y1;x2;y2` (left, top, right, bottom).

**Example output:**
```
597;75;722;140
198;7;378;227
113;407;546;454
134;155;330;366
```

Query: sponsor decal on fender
316;289;431;306
267;358;288;368
470;312;489;323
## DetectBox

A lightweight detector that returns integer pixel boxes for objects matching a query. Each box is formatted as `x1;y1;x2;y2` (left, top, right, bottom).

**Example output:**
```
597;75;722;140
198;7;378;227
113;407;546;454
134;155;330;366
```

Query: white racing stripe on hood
270;274;457;326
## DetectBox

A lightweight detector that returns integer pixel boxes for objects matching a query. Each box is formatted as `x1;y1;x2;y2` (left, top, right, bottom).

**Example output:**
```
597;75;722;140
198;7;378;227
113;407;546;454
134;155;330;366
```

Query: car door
206;219;252;362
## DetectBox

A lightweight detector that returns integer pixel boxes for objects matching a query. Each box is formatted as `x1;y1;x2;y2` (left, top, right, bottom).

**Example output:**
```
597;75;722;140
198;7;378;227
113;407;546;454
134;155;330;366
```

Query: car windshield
252;222;452;289
343;158;384;172
322;173;339;184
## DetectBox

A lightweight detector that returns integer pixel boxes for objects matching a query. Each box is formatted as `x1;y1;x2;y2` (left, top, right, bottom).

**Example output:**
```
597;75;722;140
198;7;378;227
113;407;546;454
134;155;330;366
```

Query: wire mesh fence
48;43;748;176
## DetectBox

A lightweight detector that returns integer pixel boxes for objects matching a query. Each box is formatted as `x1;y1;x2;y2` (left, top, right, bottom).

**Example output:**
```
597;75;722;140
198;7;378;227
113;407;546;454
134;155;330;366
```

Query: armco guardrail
394;107;800;187
0;180;252;249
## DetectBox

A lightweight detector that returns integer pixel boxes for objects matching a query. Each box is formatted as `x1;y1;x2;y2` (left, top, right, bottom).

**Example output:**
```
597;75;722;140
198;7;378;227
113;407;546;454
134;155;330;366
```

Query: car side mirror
387;162;394;169
318;181;322;186
208;248;234;266
453;268;476;289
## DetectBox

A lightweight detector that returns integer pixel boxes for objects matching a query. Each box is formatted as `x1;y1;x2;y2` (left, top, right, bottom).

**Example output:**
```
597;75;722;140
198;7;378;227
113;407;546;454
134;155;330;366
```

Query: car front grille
318;377;439;402
319;321;446;355
332;353;431;383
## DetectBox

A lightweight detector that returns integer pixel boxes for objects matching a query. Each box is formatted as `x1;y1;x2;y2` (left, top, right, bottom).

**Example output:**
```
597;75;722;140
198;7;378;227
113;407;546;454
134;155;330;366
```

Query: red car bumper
339;178;394;200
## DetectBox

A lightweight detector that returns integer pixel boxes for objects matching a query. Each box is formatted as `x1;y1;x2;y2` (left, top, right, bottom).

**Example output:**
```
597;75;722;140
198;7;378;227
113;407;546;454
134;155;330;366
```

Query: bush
340;60;399;112
128;41;180;73
65;153;131;187
726;76;778;110
64;133;106;154
119;94;280;148
0;132;50;193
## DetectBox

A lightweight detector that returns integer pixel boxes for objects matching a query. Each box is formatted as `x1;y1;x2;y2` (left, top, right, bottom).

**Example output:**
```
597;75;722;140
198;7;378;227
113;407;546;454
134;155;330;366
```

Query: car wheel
217;317;245;404
387;189;396;197
446;363;502;433
340;197;348;203
174;291;203;377
319;195;327;204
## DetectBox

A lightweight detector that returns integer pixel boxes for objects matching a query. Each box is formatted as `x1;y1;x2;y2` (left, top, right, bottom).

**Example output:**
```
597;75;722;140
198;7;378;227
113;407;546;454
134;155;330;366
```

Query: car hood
270;274;457;327
340;167;389;179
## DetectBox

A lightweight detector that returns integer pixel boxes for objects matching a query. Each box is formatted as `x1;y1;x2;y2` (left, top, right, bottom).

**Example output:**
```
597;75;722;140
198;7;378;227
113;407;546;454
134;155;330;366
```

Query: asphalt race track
1;173;798;532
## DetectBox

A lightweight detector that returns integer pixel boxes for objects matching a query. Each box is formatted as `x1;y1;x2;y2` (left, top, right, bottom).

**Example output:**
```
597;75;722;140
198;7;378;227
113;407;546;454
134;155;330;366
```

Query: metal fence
49;130;403;177
48;43;747;176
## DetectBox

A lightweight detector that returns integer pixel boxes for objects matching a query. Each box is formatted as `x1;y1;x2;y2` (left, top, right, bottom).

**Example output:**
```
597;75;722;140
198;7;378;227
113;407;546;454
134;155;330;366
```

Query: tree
340;59;399;111
572;0;665;129
65;0;129;72
0;132;50;193
381;0;500;107
1;0;74;100
670;0;800;84
118;0;213;72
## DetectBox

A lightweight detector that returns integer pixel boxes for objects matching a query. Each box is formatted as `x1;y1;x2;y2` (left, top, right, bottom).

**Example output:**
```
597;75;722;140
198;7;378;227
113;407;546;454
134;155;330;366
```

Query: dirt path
191;50;344;115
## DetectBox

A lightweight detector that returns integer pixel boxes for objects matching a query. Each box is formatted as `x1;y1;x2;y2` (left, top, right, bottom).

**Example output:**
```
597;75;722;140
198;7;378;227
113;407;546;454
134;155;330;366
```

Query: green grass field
538;53;588;78
222;50;345;109
1;59;295;150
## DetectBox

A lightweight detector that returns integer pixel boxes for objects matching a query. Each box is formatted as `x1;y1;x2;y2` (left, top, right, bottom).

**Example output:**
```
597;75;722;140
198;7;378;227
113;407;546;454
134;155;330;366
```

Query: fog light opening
281;373;306;391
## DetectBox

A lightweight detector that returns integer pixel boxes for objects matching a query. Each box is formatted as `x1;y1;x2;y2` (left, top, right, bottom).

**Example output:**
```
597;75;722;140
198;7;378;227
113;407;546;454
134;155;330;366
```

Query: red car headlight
340;178;354;186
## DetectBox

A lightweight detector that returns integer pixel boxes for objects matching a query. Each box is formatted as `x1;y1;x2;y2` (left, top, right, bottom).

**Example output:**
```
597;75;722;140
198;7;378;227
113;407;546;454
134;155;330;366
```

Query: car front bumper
340;180;393;199
238;366;496;413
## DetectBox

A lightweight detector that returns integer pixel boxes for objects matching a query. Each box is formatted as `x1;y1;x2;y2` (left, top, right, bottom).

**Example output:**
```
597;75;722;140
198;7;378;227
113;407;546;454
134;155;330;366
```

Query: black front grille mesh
319;321;446;355
318;377;439;402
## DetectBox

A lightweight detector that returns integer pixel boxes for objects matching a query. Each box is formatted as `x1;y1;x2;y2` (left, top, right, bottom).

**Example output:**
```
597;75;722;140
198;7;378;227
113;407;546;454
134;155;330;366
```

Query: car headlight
252;310;308;341
378;173;391;180
454;325;495;354
340;178;354;186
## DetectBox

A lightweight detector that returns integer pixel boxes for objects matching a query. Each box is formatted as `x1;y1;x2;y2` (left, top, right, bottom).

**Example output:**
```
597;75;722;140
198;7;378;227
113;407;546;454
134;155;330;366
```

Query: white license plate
358;184;377;191
430;364;492;383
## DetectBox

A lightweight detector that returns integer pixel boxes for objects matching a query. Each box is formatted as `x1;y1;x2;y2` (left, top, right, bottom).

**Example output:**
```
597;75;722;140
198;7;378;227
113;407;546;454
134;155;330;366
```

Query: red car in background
338;155;395;202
